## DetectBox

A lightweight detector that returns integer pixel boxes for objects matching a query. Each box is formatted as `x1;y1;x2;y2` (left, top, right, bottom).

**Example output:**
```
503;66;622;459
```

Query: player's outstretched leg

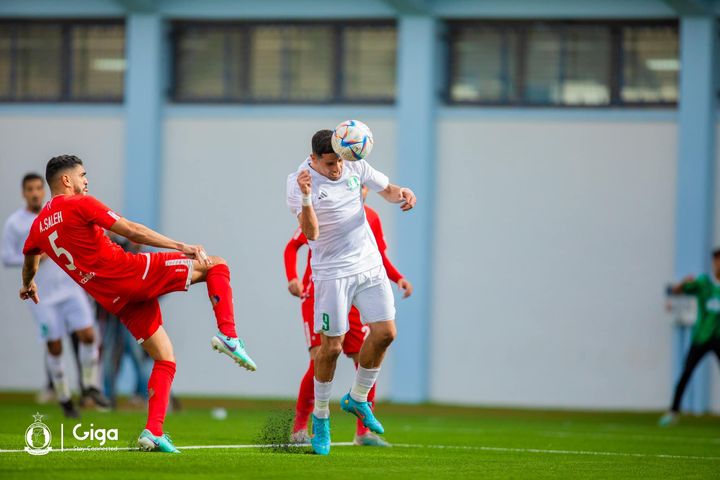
341;320;396;435
136;327;180;453
290;359;315;444
192;257;256;371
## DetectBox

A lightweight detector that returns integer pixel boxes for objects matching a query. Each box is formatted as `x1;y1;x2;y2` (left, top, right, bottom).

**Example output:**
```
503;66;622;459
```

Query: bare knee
75;326;94;344
209;256;227;267
141;328;176;362
319;338;343;359
47;339;62;356
370;324;396;349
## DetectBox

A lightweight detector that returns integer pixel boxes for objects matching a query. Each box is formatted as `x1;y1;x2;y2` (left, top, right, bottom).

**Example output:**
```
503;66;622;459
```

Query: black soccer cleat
60;399;80;419
81;387;112;412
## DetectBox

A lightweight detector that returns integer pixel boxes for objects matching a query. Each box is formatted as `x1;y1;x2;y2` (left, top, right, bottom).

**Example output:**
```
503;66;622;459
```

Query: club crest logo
25;413;52;456
347;176;360;191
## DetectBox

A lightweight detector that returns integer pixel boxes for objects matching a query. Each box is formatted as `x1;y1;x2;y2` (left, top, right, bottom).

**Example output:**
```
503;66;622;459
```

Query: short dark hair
46;155;83;185
713;248;720;259
312;130;335;156
22;172;44;189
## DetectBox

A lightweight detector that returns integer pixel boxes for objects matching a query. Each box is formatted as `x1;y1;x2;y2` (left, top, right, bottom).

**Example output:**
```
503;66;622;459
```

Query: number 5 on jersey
48;231;77;271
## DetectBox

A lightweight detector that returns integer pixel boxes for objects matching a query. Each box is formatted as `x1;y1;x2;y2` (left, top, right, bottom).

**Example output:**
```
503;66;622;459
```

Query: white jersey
287;157;390;280
1;207;84;305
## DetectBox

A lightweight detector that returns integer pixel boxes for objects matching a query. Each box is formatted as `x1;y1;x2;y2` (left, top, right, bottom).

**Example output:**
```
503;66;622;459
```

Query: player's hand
181;243;212;267
288;278;303;298
400;188;416;212
397;278;413;298
297;170;312;195
19;282;39;304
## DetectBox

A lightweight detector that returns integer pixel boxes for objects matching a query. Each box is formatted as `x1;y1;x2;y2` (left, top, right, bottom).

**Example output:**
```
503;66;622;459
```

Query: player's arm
284;230;307;297
668;275;698;295
297;170;319;241
378;184;416;212
19;254;41;304
109;218;211;265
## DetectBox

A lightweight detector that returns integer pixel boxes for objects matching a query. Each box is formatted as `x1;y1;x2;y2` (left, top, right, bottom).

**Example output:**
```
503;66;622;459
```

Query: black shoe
81;387;112;411
60;399;80;419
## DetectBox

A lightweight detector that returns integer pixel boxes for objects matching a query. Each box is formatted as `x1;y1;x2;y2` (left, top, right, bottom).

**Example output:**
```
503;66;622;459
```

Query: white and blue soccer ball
331;119;374;161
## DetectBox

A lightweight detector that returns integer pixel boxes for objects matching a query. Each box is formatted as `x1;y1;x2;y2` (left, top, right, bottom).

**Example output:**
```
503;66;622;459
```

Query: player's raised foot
354;431;391;447
211;332;257;371
310;414;331;455
658;411;678;427
60;399;80;419
137;429;181;453
340;393;384;435
80;387;112;412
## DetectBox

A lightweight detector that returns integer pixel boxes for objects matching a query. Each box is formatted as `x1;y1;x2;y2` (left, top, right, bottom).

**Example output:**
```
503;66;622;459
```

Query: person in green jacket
660;249;720;426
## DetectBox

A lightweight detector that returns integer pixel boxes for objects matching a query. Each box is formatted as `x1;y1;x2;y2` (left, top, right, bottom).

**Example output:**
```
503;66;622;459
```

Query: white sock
350;366;380;403
313;378;333;419
46;353;71;402
78;341;100;390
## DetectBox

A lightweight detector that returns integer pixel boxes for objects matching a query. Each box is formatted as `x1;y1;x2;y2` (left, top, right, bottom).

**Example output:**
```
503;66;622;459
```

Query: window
0;20;125;102
621;26;679;103
447;21;678;107
171;22;396;103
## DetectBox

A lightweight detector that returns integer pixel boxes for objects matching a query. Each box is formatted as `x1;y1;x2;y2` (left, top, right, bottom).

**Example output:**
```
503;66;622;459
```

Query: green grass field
0;393;718;479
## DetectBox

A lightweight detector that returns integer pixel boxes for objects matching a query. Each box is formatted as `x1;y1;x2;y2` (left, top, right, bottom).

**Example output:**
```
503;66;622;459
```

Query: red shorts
118;252;193;343
301;284;369;355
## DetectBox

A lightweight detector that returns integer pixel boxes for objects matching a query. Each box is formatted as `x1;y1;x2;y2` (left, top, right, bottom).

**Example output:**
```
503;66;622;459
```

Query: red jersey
284;205;403;293
23;194;145;315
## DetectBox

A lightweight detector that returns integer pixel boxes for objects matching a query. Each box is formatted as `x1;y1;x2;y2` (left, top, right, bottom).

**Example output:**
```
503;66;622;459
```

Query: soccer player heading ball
20;155;257;454
286;129;417;455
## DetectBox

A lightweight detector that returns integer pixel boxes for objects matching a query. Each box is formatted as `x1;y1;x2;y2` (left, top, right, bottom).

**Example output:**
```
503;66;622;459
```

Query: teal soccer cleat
341;392;384;435
211;332;257;371
137;429;181;453
658;411;678;427
311;414;331;455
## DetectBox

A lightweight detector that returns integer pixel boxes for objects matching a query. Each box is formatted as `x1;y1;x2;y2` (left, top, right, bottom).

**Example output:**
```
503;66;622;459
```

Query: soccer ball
331;119;374;161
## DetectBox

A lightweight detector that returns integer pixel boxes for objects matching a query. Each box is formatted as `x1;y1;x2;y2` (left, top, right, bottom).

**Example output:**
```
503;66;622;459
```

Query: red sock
294;360;315;432
206;264;238;338
354;361;376;436
145;360;176;436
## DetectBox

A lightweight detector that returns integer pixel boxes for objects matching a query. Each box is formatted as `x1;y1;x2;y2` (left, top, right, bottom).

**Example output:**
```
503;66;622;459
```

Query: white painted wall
431;118;679;410
0;112;125;391
1;111;715;413
160;113;397;399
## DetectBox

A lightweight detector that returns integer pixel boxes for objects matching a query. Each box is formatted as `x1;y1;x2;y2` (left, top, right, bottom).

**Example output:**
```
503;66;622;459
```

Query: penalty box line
1;442;719;461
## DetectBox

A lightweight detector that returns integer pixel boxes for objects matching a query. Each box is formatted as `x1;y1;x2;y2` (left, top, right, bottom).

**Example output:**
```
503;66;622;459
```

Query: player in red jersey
284;186;412;446
20;155;256;454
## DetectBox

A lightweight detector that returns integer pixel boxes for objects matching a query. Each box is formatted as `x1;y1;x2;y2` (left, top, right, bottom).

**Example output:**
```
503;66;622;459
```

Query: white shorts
28;291;94;342
313;265;396;337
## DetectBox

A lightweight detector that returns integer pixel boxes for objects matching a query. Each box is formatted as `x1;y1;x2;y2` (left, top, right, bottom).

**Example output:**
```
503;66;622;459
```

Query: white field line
392;443;720;462
0;442;354;454
0;442;718;461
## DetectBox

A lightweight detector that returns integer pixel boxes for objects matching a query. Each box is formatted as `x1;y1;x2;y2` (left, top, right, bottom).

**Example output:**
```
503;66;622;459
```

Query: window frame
445;19;679;108
0;18;125;104
169;19;397;105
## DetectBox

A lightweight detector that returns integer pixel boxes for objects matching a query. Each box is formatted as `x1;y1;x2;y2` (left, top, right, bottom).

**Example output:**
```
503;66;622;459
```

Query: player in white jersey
286;129;416;455
1;173;109;418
